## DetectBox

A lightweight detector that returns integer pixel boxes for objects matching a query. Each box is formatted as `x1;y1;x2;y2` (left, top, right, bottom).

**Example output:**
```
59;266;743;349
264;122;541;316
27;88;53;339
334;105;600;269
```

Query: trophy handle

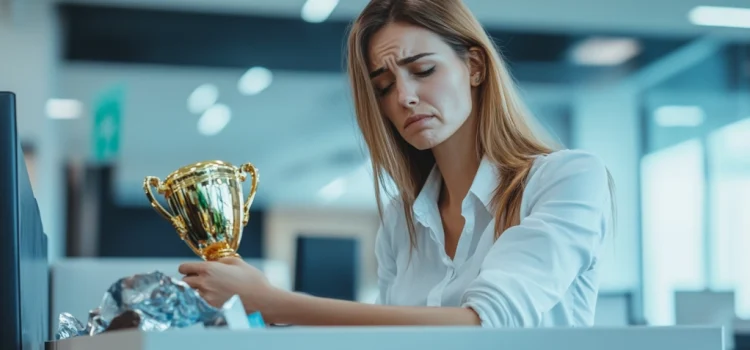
238;163;259;227
143;176;175;221
142;176;186;233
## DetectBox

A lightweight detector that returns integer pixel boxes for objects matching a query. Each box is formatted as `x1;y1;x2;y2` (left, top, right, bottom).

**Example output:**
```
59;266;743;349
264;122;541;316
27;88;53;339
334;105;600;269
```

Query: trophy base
201;243;240;261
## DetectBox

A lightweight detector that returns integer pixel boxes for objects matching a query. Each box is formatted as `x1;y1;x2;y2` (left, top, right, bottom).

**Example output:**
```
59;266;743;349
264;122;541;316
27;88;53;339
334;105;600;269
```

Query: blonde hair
346;0;614;249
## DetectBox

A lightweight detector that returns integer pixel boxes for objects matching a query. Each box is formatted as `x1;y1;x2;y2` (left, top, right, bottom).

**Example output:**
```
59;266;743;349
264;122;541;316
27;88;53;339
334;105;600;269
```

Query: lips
403;114;433;129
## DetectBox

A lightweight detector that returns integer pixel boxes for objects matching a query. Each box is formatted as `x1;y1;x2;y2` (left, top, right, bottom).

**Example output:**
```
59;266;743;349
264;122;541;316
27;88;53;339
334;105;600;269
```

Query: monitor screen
0;91;49;350
294;235;358;301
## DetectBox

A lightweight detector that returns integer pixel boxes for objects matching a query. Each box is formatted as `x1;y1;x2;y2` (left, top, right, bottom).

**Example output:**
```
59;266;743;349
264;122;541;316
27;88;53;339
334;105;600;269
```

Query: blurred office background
1;0;749;343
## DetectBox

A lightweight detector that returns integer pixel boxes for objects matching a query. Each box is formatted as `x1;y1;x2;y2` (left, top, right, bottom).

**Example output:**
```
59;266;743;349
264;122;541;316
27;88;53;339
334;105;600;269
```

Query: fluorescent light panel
187;84;219;114
654;105;705;127
197;104;232;136
689;6;750;29
238;67;273;96
570;37;641;66
301;0;339;23
46;99;83;119
318;177;347;201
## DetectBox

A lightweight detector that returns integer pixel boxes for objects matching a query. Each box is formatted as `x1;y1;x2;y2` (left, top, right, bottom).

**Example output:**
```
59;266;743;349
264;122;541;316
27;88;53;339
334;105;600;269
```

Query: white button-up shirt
374;149;613;327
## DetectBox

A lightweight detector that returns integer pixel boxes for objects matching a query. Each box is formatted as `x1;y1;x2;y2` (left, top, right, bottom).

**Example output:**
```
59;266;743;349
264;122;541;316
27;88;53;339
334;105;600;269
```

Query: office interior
1;0;749;348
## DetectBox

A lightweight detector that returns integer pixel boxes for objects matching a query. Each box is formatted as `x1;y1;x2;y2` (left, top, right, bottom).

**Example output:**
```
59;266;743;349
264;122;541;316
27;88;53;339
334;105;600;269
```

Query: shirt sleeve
374;204;398;305
460;150;612;327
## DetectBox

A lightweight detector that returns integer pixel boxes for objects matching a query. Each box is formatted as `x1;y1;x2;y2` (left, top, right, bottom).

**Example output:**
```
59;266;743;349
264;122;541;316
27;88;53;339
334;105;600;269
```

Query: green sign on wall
92;85;124;162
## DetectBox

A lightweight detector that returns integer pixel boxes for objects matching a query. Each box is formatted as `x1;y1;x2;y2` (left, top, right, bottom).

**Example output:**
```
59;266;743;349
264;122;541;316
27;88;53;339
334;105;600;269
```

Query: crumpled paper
55;270;259;340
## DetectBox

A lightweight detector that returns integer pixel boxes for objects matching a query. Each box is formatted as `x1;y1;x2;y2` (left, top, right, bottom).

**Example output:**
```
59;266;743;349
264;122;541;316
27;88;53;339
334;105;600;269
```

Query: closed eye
414;66;435;77
377;83;394;96
375;67;435;97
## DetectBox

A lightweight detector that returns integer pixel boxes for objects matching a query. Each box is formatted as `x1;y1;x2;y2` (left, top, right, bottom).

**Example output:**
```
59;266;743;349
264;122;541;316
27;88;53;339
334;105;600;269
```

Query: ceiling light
570;37;641;66
317;176;346;202
301;0;339;23
238;67;272;96
187;83;218;114
689;6;750;29
197;104;231;136
654;105;705;127
46;99;83;119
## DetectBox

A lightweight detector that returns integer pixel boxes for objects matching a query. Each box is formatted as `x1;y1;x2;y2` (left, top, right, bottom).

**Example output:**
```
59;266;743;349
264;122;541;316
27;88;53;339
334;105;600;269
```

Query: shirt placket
425;200;475;306
420;206;447;306
454;199;476;267
426;257;453;306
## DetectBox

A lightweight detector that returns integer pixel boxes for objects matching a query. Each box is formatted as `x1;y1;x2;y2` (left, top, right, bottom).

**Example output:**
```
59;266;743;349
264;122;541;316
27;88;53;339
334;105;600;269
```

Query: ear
467;47;487;87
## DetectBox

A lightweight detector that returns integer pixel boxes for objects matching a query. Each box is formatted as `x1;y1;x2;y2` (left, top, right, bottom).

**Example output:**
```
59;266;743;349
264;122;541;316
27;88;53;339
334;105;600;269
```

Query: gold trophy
143;160;259;261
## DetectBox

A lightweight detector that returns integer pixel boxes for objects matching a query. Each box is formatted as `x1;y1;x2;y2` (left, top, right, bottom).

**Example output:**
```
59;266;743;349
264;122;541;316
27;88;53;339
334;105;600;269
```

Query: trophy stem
203;244;241;261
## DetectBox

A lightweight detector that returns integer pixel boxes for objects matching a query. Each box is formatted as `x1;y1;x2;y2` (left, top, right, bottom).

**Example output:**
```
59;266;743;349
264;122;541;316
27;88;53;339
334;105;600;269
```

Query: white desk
47;326;723;350
50;258;290;334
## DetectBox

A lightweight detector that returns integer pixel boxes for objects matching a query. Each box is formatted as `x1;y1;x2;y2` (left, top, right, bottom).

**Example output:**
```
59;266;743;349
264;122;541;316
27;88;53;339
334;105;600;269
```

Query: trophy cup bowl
143;160;259;261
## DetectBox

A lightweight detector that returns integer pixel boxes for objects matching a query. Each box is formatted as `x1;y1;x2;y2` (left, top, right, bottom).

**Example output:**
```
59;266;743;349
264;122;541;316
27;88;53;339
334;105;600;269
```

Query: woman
179;0;615;328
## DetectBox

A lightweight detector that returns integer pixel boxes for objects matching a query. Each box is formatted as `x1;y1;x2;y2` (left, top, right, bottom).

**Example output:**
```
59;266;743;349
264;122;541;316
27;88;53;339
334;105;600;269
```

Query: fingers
182;276;223;307
217;257;243;266
178;262;208;275
203;295;224;308
182;275;203;290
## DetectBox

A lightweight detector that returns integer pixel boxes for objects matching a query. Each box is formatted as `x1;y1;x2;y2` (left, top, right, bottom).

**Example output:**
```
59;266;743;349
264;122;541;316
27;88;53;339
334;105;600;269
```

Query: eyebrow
369;52;434;78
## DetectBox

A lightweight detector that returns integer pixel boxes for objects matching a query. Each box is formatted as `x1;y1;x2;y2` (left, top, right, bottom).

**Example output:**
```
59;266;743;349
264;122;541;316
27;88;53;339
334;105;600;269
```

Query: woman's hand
178;257;273;314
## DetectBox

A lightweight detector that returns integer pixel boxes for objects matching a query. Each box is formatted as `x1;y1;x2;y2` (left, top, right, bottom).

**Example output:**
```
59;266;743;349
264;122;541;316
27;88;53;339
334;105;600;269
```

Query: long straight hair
346;0;616;249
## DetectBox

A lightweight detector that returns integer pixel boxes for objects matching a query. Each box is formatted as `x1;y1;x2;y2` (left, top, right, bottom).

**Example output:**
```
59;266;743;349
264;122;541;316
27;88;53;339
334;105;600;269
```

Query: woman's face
368;22;481;150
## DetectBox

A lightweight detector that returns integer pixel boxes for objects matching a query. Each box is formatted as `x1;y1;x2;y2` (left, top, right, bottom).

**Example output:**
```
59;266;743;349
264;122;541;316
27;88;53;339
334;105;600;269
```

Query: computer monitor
294;235;359;301
0;92;50;350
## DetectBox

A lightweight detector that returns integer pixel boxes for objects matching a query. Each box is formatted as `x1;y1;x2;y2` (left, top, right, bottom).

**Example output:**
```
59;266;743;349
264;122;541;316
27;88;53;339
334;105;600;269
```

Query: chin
405;131;445;150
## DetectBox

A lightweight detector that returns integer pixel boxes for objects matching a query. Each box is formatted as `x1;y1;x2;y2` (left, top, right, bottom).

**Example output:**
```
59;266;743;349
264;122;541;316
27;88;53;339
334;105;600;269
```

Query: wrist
256;286;295;325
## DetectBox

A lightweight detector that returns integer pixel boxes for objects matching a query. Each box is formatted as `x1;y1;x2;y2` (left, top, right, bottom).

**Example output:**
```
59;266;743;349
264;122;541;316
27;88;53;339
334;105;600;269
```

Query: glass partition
640;41;750;325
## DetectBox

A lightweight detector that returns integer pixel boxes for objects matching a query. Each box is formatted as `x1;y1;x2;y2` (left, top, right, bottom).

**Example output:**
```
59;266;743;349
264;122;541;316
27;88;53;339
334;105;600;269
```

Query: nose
396;78;418;108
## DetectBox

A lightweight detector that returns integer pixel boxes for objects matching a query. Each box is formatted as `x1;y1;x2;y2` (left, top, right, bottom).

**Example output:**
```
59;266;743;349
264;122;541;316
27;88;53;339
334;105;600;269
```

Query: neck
431;114;480;209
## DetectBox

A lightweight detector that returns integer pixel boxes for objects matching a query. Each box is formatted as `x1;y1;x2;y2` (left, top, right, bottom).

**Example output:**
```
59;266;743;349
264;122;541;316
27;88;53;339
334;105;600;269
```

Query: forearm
259;288;482;326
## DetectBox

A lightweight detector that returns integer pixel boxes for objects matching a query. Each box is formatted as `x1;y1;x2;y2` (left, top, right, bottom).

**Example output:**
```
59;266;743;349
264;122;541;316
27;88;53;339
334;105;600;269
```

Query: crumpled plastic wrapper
55;270;257;340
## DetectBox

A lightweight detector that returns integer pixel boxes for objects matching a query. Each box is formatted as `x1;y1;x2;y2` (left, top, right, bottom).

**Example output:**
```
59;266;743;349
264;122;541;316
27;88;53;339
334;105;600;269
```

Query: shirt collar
412;156;498;218
470;156;499;210
413;162;442;219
